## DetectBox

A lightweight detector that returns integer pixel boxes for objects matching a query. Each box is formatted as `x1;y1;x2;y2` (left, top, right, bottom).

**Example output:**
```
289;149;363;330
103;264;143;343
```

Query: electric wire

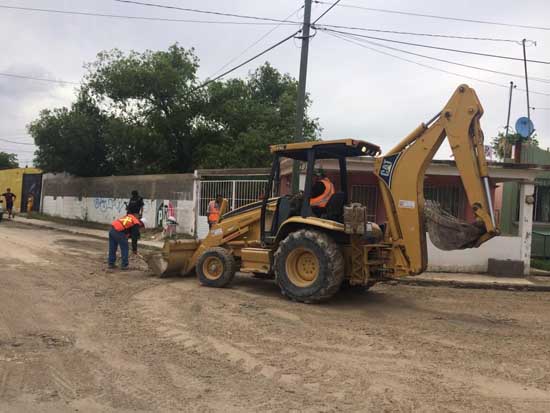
315;1;550;31
0;72;78;85
114;0;301;24
0;4;297;26
315;23;523;43
325;31;550;97
211;5;304;77
331;31;550;84
194;31;300;91
312;0;342;24
317;27;550;64
0;137;36;146
195;0;341;91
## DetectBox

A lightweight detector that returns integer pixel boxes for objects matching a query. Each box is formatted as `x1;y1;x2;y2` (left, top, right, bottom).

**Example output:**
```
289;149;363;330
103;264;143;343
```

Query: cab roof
270;139;381;161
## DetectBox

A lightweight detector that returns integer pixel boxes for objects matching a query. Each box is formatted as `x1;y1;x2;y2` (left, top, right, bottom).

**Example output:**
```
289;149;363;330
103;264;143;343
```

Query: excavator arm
373;84;499;276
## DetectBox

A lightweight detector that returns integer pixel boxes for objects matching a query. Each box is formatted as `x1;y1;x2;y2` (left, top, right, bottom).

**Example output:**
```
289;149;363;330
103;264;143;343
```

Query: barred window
350;185;378;221
424;185;466;219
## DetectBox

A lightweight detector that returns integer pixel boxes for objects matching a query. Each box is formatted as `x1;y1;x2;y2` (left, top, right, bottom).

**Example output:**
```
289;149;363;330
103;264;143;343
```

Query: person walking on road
2;188;16;219
126;190;144;217
108;213;146;270
207;194;223;229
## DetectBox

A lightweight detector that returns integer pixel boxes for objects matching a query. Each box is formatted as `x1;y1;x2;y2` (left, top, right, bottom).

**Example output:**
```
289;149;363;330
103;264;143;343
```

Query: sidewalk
10;215;550;291
399;272;550;292
12;216;164;250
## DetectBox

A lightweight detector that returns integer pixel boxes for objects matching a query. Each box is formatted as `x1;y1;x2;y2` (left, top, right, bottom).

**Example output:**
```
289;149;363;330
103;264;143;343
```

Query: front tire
197;247;236;288
274;229;344;303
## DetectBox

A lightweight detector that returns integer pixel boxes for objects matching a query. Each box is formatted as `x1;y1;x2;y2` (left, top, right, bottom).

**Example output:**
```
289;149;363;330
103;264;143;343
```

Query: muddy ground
1;221;549;412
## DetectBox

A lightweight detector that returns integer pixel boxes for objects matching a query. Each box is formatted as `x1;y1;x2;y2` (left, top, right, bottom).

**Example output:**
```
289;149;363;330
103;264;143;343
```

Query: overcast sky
0;0;549;167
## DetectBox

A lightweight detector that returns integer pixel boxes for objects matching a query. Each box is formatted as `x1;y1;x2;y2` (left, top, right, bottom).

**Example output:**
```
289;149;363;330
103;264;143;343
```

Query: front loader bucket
146;239;199;278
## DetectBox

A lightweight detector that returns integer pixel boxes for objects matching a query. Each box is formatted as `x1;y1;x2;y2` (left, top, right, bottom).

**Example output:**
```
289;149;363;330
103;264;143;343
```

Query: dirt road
1;222;549;412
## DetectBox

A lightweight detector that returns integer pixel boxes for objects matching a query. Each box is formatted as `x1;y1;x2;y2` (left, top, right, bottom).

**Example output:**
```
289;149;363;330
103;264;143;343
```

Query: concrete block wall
41;173;196;235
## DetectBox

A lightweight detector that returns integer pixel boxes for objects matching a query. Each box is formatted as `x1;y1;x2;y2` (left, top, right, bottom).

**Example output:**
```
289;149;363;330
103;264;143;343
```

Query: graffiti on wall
93;198;127;214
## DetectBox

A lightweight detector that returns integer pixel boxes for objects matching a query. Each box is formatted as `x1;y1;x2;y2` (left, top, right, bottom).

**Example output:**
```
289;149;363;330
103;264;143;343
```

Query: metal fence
197;179;268;238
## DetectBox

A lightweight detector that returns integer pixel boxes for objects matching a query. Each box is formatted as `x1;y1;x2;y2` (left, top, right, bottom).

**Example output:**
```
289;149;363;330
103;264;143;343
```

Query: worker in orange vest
310;170;335;211
108;213;146;270
207;194;223;229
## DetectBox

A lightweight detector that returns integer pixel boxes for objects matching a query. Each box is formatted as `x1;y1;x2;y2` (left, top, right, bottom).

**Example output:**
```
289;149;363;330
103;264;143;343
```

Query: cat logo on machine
379;153;401;188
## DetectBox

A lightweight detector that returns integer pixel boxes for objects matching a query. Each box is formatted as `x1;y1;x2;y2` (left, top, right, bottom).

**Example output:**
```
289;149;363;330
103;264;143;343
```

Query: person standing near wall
126;190;144;217
2;188;16;219
207;194;223;229
26;194;34;218
108;214;146;270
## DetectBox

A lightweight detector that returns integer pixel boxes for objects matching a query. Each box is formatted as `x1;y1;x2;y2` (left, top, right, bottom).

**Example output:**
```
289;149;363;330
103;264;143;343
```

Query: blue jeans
108;228;129;268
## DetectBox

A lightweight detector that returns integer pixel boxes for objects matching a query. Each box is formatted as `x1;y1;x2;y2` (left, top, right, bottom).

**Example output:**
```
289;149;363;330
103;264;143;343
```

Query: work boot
108;264;116;269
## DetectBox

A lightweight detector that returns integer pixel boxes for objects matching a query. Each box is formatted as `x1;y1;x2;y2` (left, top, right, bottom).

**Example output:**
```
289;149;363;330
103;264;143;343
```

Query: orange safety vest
310;178;335;208
207;200;220;223
112;214;141;232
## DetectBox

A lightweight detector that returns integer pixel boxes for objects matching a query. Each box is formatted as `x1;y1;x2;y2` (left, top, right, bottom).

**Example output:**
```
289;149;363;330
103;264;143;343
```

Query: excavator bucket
424;200;485;251
146;239;199;277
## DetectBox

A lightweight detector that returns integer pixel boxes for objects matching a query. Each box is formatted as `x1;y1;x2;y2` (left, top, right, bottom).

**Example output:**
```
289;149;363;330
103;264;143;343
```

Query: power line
0;4;297;26
0;137;36;146
312;0;342;24
317;27;550;65
211;5;304;78
194;31;300;91
0;148;35;154
114;0;301;24
332;31;550;84
0;72;78;85
325;31;550;97
315;23;523;43
315;1;550;31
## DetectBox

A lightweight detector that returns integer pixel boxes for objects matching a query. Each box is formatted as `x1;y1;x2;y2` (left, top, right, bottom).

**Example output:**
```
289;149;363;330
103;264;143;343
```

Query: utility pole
522;39;531;133
505;81;515;137
291;0;313;193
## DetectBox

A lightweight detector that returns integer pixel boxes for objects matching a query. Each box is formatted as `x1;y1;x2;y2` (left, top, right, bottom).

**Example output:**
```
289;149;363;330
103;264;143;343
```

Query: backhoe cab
147;84;498;303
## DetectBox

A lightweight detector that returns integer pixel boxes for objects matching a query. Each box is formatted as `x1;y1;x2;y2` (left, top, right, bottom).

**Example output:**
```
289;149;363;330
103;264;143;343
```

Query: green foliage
490;131;538;160
0;152;19;170
28;45;320;176
30;92;111;177
197;63;319;169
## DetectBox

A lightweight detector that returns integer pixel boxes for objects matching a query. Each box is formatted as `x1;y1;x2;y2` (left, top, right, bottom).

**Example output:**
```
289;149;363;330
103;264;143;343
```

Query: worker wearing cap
310;170;335;209
207;194;223;229
108;213;146;270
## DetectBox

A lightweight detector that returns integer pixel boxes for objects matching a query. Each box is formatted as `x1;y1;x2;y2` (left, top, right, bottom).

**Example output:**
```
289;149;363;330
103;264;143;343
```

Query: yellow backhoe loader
147;84;499;302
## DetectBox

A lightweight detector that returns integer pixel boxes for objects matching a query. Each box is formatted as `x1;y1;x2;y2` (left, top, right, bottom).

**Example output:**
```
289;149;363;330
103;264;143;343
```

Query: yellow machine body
148;85;499;302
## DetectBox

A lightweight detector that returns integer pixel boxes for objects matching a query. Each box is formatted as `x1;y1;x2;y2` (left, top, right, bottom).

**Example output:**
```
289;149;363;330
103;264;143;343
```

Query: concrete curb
396;278;550;292
12;219;163;252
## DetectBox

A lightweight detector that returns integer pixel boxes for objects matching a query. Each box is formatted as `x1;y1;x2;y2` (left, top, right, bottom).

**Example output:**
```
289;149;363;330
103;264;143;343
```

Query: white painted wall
427;235;522;273
42;195;194;235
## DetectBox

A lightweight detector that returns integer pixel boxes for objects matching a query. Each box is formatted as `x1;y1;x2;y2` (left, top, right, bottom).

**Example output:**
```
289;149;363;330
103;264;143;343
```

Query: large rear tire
197;247;236;288
274;229;344;303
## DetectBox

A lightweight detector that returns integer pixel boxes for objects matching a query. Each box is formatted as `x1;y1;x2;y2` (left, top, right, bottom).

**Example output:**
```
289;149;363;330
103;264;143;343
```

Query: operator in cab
310;170;335;214
207;194;223;229
108;213;146;270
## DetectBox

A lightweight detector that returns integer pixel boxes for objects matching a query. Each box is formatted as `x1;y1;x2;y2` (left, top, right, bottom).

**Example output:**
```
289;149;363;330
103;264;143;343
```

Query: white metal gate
197;179;268;239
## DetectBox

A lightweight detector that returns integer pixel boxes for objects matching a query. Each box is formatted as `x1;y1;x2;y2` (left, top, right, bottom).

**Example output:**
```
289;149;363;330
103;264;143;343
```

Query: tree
30;92;112;177
196;63;320;168
0;152;19;169
28;45;321;175
491;131;539;160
